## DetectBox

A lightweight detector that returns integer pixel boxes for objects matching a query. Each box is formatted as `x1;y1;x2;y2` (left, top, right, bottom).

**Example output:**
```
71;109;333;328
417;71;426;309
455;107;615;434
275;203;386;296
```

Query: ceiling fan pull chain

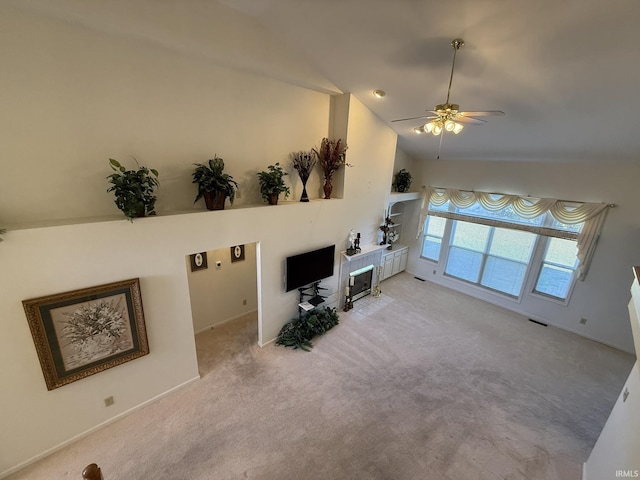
437;129;445;160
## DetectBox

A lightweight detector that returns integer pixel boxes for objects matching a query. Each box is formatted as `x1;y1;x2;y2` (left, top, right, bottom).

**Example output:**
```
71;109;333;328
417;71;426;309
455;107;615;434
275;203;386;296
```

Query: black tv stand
297;281;326;319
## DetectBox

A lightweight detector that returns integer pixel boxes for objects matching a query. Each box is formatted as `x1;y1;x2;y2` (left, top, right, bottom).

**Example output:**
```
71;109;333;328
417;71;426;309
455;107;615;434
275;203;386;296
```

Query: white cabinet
381;246;409;280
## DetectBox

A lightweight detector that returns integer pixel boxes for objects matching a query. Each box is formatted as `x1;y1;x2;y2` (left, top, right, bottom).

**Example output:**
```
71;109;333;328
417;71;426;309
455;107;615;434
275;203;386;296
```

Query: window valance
418;187;612;280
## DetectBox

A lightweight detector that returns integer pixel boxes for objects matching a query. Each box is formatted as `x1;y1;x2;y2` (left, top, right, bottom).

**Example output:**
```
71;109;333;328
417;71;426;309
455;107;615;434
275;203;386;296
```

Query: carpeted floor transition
8;273;634;480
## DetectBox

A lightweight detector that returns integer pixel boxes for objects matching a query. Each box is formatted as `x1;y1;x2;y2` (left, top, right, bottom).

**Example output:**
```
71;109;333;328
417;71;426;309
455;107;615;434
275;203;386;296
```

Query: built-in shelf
2;197;344;232
389;191;422;203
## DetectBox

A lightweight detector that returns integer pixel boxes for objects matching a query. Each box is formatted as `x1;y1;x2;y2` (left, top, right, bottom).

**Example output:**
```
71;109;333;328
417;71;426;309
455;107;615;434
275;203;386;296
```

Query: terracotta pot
323;178;333;199
267;193;279;205
203;191;227;210
134;205;146;218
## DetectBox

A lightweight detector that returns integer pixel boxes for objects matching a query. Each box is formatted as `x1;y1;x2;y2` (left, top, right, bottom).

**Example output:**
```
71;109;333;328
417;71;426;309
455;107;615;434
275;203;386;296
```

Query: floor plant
276;307;340;351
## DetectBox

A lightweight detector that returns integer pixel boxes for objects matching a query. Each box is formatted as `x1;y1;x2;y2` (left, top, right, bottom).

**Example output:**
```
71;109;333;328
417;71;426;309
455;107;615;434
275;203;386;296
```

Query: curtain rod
423;185;616;208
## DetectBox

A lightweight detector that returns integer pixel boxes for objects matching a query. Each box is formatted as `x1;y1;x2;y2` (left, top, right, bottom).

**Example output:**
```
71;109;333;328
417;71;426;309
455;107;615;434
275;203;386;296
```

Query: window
534;237;579;300
421;201;449;262
421;202;583;302
422;216;446;261
444;222;536;297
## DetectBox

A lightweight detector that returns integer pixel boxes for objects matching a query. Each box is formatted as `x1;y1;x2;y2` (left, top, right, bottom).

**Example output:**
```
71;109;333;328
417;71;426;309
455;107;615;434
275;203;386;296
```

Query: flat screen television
285;245;335;292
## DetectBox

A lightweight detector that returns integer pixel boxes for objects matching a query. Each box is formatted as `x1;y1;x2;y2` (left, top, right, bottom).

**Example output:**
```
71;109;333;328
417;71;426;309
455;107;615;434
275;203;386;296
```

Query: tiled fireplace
339;244;388;309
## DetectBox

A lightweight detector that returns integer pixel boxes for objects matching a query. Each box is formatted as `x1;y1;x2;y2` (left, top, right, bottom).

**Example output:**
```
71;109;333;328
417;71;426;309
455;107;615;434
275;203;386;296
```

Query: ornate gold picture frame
22;278;149;391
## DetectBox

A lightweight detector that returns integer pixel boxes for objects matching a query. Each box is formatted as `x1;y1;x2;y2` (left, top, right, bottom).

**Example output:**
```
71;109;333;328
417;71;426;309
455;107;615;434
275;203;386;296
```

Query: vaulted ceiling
222;0;640;163
11;0;640;164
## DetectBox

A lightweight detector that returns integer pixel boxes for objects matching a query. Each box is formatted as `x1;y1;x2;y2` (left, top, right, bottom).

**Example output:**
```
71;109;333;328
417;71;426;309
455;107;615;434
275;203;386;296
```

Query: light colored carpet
7;273;634;480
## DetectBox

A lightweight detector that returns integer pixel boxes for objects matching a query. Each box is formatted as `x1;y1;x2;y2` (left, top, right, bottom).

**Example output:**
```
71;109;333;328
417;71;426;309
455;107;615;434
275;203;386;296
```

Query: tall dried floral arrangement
291;150;317;202
312;138;349;199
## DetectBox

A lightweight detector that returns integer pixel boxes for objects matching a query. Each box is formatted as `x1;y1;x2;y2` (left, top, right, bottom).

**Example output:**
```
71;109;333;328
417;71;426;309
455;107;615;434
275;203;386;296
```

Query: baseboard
194;309;258;335
0;376;200;479
259;336;276;348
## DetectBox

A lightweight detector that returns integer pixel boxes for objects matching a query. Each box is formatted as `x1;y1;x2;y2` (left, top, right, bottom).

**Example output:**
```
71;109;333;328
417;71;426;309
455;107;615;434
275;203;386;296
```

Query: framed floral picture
22;278;149;390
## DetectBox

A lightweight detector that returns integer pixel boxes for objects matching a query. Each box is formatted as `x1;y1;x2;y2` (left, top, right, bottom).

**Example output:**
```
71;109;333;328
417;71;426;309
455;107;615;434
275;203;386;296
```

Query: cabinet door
392;251;402;276
399;250;408;272
382;255;394;280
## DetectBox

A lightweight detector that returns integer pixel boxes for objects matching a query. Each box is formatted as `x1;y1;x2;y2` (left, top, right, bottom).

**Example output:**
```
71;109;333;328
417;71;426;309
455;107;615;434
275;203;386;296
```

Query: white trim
0;376;200;479
349;264;375;277
259;336;277;348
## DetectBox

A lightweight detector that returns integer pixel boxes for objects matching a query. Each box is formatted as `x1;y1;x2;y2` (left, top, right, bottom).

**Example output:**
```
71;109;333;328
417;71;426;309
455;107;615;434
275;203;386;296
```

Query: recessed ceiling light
372;89;386;98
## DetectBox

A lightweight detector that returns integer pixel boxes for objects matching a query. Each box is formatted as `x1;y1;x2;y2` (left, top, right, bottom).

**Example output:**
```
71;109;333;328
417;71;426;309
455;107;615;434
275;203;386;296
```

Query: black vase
300;180;310;202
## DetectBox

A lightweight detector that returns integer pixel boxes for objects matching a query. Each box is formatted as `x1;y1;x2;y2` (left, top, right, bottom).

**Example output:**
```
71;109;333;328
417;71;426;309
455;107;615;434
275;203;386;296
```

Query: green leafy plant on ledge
257;162;290;205
276;307;340;351
107;158;159;221
392;168;412;192
192;156;238;211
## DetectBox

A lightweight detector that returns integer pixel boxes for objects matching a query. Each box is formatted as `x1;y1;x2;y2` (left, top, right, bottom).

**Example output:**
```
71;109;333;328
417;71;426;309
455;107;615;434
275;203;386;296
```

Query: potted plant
107;158;159;221
257;162;290;205
291;150;316;202
192;156;238;211
313;138;349;199
393;168;412;192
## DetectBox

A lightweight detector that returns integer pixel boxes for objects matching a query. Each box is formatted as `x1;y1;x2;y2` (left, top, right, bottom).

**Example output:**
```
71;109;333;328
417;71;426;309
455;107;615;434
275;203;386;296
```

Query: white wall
186;243;258;334
392;148;424;193
0;4;399;477
0;110;398;477
0;3;329;228
407;160;640;353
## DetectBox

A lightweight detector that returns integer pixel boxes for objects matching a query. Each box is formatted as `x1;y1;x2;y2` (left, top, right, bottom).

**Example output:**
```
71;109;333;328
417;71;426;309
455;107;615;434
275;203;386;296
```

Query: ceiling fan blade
391;115;438;123
459;110;505;117
456;116;486;125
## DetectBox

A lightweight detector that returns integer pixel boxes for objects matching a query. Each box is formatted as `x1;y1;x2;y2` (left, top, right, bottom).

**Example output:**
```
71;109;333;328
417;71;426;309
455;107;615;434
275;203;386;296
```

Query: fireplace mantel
342;243;390;261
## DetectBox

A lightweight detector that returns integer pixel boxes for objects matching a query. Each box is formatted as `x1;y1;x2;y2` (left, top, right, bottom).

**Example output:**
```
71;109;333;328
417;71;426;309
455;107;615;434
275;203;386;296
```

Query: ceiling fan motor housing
435;103;459;114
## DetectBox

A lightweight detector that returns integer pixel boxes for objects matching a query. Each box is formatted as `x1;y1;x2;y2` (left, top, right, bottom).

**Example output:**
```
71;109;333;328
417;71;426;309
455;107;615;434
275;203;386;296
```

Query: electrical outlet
243;299;247;306
580;318;588;325
104;396;114;407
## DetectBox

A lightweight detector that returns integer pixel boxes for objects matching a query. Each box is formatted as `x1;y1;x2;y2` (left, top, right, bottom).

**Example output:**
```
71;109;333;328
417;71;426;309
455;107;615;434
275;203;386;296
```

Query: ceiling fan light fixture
390;37;504;143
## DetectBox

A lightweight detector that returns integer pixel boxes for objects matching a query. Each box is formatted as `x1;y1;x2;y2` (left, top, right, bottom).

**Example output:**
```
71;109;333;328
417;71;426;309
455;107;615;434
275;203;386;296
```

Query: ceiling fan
391;38;504;137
